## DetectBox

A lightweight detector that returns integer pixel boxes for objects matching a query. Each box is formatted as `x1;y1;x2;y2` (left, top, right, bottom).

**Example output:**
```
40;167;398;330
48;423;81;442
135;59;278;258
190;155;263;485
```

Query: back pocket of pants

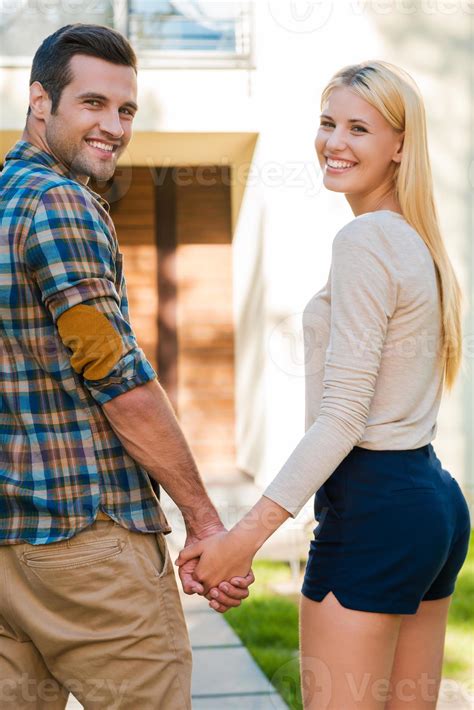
21;539;124;569
130;532;171;581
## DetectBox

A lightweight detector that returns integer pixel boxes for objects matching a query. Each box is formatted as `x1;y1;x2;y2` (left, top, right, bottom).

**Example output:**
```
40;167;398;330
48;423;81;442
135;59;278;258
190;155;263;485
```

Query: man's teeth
327;159;355;169
87;140;114;152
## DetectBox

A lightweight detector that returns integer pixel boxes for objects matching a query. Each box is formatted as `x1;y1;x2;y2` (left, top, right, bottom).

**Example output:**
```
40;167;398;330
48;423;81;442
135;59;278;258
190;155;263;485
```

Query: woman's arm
178;217;398;599
260;218;399;516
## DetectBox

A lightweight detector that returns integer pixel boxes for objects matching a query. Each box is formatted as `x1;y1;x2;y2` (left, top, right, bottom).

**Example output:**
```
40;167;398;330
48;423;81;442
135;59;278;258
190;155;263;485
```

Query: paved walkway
181;586;288;709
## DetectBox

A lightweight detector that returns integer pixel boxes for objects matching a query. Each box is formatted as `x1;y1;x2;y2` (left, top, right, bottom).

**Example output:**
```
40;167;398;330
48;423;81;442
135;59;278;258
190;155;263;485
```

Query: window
0;0;252;68
0;1;114;60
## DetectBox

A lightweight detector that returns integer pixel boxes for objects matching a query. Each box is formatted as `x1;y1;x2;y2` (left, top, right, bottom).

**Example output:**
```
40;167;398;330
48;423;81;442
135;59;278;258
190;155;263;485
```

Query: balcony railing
0;0;253;68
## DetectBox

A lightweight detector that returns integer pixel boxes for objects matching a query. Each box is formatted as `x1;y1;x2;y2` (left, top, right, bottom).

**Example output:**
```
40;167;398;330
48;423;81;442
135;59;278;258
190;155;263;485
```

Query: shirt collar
5;140;111;212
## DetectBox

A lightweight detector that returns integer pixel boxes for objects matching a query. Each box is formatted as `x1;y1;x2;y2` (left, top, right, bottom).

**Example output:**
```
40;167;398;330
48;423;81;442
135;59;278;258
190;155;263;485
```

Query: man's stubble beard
45;119;118;182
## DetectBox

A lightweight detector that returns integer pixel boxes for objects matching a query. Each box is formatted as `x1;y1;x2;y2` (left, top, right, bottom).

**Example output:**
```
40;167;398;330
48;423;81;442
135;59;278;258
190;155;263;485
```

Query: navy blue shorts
302;443;471;614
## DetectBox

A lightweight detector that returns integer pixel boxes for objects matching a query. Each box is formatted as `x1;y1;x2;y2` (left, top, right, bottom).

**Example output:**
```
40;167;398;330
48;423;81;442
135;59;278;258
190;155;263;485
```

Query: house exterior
1;1;472;550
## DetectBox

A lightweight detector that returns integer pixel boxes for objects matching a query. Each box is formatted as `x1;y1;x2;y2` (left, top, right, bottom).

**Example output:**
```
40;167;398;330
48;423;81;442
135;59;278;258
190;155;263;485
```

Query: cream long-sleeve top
263;209;444;517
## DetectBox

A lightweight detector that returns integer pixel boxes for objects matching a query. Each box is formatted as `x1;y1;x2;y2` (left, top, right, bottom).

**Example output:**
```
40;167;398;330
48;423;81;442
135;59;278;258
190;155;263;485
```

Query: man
0;24;252;709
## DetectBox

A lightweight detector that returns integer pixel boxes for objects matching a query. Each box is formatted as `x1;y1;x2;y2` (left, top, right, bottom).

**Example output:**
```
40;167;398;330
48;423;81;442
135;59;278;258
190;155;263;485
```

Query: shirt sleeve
24;184;156;404
262;219;399;516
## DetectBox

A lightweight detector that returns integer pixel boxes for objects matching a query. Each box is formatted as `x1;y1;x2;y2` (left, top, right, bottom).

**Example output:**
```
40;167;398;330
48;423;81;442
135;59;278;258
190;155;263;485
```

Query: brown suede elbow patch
57;304;125;380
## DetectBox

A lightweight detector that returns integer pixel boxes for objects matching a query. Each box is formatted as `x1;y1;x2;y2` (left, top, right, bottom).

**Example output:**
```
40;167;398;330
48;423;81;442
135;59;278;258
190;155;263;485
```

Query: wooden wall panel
106;168;158;371
96;165;236;482
174;167;236;481
177;243;235;480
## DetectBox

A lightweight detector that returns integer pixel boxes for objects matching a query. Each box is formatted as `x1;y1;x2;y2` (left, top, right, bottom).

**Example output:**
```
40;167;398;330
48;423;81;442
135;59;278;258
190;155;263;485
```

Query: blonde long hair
321;60;463;391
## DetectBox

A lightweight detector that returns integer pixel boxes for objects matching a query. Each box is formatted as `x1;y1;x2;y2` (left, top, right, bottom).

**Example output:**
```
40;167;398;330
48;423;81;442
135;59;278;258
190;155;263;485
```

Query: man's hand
176;530;256;596
206;570;255;613
178;525;254;612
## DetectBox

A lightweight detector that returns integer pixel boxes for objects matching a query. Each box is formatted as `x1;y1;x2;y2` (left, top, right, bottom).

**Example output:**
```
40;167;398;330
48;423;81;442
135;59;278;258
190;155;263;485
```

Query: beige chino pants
0;513;192;709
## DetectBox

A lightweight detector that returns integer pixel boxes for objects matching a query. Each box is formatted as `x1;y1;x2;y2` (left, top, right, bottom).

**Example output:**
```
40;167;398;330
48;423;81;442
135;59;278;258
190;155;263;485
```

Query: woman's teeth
327;159;356;170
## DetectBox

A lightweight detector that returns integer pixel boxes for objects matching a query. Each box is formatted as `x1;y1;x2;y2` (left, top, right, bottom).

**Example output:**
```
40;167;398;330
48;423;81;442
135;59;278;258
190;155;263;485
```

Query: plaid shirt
0;141;171;544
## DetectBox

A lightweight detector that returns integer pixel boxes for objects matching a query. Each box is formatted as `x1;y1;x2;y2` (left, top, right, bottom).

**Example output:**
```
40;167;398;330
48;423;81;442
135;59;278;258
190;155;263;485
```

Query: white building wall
244;2;473;511
1;1;472;512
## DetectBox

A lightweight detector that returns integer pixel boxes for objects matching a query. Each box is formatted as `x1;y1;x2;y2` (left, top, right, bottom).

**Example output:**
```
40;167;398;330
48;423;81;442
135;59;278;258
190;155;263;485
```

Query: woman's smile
325;156;358;173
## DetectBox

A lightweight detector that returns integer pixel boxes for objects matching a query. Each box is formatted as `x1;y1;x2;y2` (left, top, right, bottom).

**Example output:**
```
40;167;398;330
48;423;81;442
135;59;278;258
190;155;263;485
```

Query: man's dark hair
28;24;137;115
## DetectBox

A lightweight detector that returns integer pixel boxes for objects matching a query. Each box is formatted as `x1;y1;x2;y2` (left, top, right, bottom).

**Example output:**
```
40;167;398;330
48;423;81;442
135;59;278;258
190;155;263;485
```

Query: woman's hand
175;529;256;595
178;526;254;612
176;496;290;609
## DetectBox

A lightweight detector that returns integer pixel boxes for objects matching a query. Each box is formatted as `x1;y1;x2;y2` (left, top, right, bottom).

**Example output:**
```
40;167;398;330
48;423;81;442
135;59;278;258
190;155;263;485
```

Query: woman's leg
385;595;452;709
299;591;402;710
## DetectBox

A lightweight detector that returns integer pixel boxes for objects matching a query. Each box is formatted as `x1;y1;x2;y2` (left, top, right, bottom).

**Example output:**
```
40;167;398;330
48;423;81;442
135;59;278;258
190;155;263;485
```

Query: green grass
443;532;474;685
226;535;474;710
226;561;303;708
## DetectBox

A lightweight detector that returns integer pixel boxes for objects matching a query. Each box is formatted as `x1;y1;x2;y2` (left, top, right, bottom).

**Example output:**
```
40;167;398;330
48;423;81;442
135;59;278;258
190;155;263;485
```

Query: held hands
176;526;255;613
175;497;288;612
175;529;256;613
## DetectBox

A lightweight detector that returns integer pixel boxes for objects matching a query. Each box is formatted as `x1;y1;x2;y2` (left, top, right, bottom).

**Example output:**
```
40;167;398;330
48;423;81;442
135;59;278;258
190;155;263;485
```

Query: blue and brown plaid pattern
0;141;171;544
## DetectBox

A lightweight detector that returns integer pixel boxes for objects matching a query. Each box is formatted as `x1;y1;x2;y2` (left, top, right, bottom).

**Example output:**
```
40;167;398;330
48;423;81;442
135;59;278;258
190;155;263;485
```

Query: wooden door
156;167;236;482
101;165;236;482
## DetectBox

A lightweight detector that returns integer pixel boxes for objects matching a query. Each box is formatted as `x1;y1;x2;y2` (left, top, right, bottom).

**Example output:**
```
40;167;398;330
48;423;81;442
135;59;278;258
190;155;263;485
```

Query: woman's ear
392;132;404;164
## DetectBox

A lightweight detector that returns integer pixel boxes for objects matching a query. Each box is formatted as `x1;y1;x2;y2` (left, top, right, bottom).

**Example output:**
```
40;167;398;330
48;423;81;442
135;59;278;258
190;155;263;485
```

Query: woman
176;61;471;709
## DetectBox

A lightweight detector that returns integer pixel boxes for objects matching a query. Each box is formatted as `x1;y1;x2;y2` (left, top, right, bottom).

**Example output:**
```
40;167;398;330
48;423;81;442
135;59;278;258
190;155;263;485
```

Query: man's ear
392;131;404;164
29;82;52;120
